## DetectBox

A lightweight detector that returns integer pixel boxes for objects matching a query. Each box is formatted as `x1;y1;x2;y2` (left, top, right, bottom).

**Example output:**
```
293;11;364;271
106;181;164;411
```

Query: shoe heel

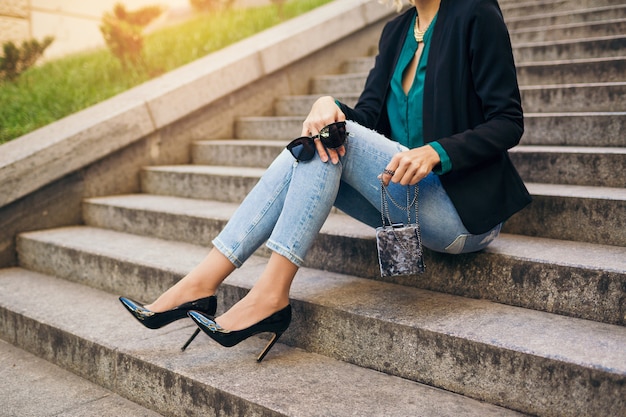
257;331;283;363
181;328;201;351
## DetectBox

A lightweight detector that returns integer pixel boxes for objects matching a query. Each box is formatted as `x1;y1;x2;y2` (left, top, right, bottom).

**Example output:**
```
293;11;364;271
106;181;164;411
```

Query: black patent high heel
188;305;292;362
119;295;217;351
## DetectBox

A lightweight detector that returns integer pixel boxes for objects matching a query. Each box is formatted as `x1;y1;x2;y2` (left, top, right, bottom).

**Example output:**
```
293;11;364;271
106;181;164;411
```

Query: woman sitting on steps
119;0;531;362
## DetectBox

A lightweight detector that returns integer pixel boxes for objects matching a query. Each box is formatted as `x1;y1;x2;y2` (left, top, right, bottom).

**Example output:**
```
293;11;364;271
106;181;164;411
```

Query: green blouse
386;13;451;175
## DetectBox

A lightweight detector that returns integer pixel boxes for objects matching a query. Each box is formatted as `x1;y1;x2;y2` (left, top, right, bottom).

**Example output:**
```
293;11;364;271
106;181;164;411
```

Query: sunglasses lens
319;121;347;149
287;137;315;161
285;122;347;161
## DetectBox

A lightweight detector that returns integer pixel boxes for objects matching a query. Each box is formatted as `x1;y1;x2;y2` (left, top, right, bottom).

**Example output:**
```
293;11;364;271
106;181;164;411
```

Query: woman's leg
145;248;234;312
212;147;341;267
215;252;297;331
215;148;343;329
338;121;501;254
150;146;342;321
145;151;297;312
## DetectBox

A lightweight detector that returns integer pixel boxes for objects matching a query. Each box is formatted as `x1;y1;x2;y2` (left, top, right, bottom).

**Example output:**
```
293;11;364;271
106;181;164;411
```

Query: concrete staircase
1;0;625;416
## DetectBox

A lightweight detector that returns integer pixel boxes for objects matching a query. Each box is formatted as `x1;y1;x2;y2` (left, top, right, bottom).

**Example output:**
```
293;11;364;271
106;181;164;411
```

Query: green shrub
0;37;54;81
100;3;163;68
112;3;163;26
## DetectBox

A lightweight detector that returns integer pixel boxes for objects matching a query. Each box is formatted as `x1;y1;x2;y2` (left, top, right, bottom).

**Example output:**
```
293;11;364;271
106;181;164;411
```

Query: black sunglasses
286;121;348;161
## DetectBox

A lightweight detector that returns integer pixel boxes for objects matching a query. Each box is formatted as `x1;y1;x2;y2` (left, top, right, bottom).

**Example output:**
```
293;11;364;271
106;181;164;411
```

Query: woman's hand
381;145;441;185
301;96;346;164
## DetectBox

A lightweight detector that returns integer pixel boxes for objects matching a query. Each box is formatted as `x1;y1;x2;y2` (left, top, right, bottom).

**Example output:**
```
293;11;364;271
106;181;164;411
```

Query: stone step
509;145;626;188
139;164;626;246
0;339;164;417
275;93;361;116
192;139;287;168
235;116;303;141
343;33;625;71
308;72;367;95
311;57;626;93
235;113;626;147
500;0;625;18
509;18;626;43
9;229;626;417
516;56;625;85
521;112;625;147
340;56;375;74
192;140;626;188
79;194;626;326
514;35;626;62
0;268;532;417
505;4;626;29
520;82;626;113
275;83;626;116
140;164;266;203
504;183;626;247
500;0;568;18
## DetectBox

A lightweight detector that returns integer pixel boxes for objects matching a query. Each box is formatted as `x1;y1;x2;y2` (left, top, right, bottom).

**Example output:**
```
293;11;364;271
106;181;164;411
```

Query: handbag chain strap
379;178;419;228
379;179;422;256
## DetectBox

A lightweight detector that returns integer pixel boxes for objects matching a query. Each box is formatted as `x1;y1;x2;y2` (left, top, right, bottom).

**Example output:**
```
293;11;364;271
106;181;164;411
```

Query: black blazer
339;0;532;234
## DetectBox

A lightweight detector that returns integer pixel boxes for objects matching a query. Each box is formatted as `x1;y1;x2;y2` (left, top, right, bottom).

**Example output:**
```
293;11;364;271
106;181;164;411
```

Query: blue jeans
213;121;501;267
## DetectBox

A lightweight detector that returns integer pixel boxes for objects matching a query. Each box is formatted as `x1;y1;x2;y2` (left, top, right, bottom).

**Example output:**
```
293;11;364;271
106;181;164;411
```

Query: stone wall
0;0;190;59
0;0;29;46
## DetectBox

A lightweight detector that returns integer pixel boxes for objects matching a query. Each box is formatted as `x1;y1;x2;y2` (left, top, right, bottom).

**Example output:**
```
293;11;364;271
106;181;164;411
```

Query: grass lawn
0;0;332;145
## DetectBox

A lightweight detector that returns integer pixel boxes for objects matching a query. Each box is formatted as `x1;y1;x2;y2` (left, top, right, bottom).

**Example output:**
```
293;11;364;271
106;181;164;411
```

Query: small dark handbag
375;180;425;277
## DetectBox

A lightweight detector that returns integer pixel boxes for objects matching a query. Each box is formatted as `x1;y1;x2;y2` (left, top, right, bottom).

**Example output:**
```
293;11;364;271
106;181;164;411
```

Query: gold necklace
413;16;432;43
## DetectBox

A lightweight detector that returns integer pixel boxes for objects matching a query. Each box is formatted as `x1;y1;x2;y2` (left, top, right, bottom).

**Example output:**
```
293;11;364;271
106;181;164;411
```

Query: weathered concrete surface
0;339;163;417
0;268;530;417
10;227;626;417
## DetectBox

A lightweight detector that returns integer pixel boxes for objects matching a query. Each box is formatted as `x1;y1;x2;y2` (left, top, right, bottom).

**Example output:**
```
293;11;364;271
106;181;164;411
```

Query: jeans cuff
266;240;305;267
212;238;244;268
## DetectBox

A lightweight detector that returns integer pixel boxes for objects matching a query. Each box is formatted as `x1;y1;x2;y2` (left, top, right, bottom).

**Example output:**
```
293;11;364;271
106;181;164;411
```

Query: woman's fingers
326;147;343;164
314;141;344;164
395;164;425;186
380;167;397;186
314;139;330;162
301;94;347;164
302;96;345;136
383;147;439;185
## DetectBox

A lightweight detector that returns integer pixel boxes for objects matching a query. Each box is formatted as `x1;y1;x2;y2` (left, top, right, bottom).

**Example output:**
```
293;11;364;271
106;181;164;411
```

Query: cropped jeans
213;120;501;268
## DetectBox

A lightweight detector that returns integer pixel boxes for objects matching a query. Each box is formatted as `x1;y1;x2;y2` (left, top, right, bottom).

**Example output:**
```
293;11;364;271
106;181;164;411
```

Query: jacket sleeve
434;0;524;172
